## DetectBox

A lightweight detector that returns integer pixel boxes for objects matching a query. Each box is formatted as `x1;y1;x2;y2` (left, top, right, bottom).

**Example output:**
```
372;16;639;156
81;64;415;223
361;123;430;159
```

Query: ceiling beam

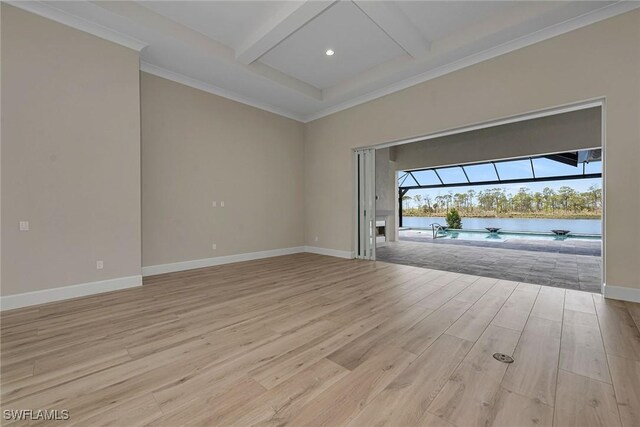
353;0;430;59
94;1;322;100
236;1;337;65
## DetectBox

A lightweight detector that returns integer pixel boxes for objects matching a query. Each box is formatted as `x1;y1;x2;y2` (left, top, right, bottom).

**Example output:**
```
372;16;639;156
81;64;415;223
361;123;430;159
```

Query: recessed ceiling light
325;49;334;56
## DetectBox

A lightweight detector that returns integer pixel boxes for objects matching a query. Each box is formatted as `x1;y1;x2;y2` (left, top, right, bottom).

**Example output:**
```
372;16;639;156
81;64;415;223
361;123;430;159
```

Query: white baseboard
143;246;355;276
304;246;355;259
142;246;307;276
1;246;357;310
0;275;142;311
603;283;640;303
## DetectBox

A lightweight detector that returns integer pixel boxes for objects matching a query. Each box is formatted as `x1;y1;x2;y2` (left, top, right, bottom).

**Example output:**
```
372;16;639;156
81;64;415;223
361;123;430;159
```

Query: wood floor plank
501;316;561;406
0;361;33;384
446;293;511;342
530;286;565;322
0;255;637;426
216;358;349;426
400;298;474;355
150;377;266;426
554;369;622;427
248;312;386;389
427;325;522;426
607;354;640;427
346;334;473;427
453;277;498;303
326;304;433;371
560;309;611;383
593;296;640;361
624;301;640;331
490;288;539;332
152;320;338;413
286;346;416;426
414;279;473;310
68;393;162;427
516;282;542;294
565;289;596;314
490;387;554;427
487;279;520;297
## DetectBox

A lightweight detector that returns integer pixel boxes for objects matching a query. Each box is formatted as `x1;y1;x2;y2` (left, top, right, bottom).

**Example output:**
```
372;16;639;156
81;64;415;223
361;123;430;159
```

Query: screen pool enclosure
397;149;602;227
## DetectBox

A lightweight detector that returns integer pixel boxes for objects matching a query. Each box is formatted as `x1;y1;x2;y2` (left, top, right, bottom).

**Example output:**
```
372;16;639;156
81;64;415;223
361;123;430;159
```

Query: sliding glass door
354;148;376;260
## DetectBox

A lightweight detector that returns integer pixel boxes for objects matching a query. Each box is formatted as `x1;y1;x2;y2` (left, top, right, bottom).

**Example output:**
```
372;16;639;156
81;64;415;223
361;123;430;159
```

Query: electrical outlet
96;260;104;270
315;236;318;242
220;201;225;207
19;221;29;231
212;243;217;250
212;201;217;207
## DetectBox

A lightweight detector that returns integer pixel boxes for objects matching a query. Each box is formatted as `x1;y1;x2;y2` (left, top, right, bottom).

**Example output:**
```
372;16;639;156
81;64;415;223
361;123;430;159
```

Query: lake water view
402;216;601;234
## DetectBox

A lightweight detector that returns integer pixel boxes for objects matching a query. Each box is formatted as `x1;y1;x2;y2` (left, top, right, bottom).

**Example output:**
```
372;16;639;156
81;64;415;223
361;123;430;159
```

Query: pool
428;229;601;242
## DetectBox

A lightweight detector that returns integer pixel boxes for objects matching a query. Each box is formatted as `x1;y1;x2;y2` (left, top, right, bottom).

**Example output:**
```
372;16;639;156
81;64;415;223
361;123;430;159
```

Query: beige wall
141;73;305;267
375;148;395;212
375;148;397;242
394;107;601;171
1;5;142;295
305;10;640;290
2;5;638;300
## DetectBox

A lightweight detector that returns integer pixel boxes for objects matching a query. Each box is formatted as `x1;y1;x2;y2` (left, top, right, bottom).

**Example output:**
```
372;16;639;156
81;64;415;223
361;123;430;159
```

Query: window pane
531;157;582;177
436;167;467;184
411;170;441;186
398;171;419;187
495;159;534;180
584;160;602;175
462;163;498;182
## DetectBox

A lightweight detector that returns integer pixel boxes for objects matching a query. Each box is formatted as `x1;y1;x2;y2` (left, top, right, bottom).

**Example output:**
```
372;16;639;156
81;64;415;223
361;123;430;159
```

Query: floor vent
493;353;514;363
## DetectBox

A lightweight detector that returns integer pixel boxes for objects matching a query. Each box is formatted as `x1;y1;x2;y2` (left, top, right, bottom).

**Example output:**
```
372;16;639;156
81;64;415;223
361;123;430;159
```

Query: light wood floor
1;253;639;426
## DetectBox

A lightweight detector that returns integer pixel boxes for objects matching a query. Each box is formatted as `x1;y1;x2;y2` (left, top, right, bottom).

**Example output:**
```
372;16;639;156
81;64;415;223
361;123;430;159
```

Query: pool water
435;229;601;242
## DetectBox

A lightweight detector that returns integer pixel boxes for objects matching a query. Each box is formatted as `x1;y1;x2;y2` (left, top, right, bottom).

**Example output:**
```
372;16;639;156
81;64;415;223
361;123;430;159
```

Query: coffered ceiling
9;1;639;122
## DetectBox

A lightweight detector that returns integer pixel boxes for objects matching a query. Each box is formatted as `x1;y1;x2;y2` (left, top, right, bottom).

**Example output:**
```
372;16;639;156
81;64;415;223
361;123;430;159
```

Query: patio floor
376;229;602;293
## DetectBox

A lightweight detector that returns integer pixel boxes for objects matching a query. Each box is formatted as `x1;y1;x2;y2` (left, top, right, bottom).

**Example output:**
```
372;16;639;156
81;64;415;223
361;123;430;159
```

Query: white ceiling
9;1;639;122
260;1;408;89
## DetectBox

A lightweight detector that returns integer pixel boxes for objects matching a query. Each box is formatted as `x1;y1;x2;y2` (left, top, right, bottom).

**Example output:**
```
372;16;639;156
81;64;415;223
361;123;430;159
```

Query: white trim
8;1;637;122
5;1;148;51
304;246;355;259
140;62;305;123
0;275;142;311
603;284;640;303
303;1;639;122
8;1;635;123
600;100;607;295
142;247;307;276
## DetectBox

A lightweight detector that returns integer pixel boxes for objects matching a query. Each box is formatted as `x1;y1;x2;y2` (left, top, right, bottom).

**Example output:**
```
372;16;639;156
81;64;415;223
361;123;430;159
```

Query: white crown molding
8;1;637;124
0;275;142;311
303;1;640;122
5;1;148;51
603;283;640;303
142;246;307;276
304;246;355;259
140;62;306;123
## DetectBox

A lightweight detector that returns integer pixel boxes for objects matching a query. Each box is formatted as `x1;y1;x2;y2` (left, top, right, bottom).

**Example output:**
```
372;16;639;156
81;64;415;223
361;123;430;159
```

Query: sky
400;159;602;202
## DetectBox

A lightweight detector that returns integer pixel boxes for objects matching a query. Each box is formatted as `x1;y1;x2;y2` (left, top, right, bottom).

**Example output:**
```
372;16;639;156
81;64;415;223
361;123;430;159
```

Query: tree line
402;185;602;218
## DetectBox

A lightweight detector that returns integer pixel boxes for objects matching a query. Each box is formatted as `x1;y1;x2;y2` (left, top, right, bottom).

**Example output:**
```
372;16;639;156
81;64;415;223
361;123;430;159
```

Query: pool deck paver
376;230;602;293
